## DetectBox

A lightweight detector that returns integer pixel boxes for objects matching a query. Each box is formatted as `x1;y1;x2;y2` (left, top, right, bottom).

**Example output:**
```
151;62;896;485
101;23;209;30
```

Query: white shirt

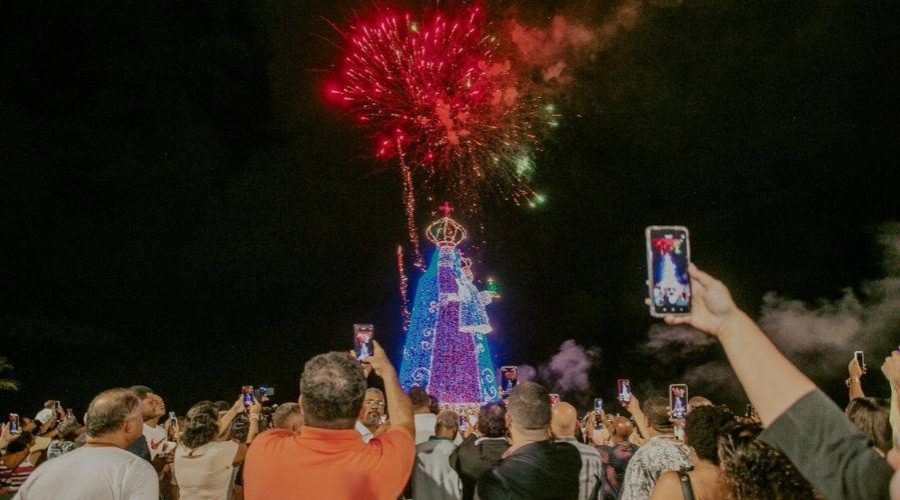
15;445;158;500
142;423;167;460
414;413;438;445
174;441;239;500
355;420;373;443
413;437;462;500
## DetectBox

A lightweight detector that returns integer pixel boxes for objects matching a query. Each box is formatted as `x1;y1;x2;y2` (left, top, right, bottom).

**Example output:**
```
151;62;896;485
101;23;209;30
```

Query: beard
362;411;382;427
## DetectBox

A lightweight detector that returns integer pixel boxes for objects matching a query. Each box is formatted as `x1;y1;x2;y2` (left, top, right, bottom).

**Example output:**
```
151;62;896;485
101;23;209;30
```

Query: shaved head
550;402;578;438
612;416;634;440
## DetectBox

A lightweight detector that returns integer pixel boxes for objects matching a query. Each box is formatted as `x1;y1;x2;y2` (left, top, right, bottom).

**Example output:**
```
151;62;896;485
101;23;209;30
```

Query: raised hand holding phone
646;226;692;317
663;264;742;338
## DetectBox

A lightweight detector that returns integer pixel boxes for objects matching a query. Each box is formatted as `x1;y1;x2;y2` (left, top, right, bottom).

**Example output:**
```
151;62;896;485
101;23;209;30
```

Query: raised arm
848;356;866;402
218;397;244;438
664;264;815;426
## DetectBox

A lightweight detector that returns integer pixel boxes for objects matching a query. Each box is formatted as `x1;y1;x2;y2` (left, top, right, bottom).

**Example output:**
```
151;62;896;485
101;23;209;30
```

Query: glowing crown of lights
426;202;467;248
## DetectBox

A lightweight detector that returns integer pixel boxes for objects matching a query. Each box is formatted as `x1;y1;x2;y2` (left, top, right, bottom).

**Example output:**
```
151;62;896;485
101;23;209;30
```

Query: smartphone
242;386;254;405
617;379;632;405
259;386;275;397
169;411;177;421
669;384;688;419
458;415;467;431
354;324;375;360
500;366;518;395
594;398;604;414
9;413;19;434
854;350;865;371
646;226;692;317
66;408;74;419
549;393;560;406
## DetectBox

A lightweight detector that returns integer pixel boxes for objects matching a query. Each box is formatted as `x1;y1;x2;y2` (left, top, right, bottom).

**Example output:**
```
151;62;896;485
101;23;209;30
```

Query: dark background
1;0;897;417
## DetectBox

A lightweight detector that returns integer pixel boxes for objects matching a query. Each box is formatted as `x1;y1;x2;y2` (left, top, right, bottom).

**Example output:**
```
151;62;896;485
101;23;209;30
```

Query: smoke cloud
517;340;601;399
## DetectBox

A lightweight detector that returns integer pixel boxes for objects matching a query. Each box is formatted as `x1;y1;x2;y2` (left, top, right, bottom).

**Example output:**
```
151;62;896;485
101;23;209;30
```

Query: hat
35;408;54;425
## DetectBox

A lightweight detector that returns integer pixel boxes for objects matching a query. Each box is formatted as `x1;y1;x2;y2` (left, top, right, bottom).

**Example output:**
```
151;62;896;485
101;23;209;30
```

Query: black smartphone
669;384;688;419
617;379;632;405
594;398;603;414
242;386;254;406
646;226;692;317
854;350;865;371
9;413;19;434
500;366;518;395
354;324;375;360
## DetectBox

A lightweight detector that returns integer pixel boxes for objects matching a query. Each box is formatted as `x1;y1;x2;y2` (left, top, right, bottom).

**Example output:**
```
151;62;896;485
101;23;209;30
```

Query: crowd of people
2;265;900;499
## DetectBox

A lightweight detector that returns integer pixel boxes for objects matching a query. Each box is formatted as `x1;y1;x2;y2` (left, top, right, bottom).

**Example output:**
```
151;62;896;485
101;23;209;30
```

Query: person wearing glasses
356;388;387;443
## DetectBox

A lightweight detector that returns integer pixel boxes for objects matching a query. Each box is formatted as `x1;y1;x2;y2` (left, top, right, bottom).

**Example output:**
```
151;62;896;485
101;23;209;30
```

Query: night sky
1;0;897;417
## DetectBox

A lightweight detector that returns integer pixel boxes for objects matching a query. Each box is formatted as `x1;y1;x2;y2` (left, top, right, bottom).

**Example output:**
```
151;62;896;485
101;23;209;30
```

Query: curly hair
181;401;220;450
845;397;892;454
718;423;818;499
477;401;508;437
300;351;367;429
684;405;734;465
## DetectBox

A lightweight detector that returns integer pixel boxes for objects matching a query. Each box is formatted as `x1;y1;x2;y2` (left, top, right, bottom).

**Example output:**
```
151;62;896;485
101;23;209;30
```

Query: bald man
550;402;603;500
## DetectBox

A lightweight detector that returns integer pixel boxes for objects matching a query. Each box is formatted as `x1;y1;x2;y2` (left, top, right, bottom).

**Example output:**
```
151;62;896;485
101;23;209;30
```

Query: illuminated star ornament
327;5;554;265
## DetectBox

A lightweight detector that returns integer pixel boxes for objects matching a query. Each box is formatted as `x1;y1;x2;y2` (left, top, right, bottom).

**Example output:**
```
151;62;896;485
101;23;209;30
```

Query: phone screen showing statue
354;324;375;360
500;366;518;395
650;229;691;315
617;379;632;404
669;384;688;419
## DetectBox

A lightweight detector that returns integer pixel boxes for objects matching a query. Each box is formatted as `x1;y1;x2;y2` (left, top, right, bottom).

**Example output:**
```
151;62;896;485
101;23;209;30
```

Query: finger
644;298;651;306
372;340;385;356
664;315;692;325
687;263;717;287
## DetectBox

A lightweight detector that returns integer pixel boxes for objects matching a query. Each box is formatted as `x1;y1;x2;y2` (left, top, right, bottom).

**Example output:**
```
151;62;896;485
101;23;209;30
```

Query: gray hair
273;403;303;430
435;410;459;433
85;388;140;438
57;417;80;440
300;352;367;429
507;382;550;430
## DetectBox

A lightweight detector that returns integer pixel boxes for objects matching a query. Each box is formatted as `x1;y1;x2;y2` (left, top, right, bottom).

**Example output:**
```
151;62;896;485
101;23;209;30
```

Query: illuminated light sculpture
399;203;499;410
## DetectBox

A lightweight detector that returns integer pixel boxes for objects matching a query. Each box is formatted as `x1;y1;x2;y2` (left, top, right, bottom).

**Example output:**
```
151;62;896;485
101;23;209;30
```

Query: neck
511;426;548;446
647;427;672;438
86;435;126;449
144;417;160;427
413;407;431;415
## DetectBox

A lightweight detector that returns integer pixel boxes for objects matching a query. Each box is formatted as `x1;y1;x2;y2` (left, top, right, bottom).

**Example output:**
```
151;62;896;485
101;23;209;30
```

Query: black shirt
476;439;582;500
449;435;510;500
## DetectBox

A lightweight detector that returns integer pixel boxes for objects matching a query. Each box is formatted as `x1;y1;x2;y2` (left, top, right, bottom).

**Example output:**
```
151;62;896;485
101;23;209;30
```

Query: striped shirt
0;458;36;493
554;437;602;500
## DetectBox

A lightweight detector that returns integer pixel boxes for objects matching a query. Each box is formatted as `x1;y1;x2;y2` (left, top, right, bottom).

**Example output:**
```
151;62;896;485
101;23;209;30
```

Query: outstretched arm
663;264;815;426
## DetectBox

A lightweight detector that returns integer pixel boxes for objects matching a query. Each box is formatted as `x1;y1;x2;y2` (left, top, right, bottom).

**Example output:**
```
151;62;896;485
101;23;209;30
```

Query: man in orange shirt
243;341;415;500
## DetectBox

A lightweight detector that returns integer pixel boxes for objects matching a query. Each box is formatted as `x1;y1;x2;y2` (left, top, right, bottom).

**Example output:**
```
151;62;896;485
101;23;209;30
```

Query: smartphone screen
353;324;375;360
458;415;467;431
9;413;19;434
646;226;692;316
669;384;688;419
594;398;604;414
169;411;177;421
66;408;74;419
242;386;254;405
854;350;864;370
549;393;560;406
500;366;518;395
617;379;632;405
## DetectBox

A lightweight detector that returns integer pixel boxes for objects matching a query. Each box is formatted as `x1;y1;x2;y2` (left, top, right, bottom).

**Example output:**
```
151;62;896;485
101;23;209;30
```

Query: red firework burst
328;5;543;204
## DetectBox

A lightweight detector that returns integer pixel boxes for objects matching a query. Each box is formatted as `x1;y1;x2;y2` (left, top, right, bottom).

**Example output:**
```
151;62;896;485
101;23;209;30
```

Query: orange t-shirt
243;426;415;500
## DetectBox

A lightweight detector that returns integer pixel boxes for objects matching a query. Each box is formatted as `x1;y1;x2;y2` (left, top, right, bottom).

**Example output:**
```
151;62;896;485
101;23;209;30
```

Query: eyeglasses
364;400;385;407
